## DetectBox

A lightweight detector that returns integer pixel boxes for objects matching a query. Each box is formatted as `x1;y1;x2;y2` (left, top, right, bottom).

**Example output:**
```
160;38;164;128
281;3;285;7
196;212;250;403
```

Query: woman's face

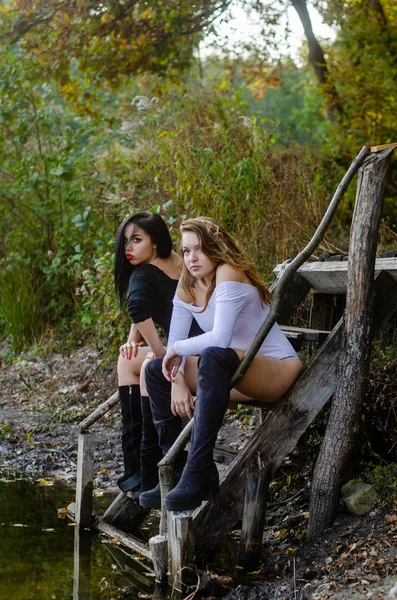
124;223;156;265
182;231;216;281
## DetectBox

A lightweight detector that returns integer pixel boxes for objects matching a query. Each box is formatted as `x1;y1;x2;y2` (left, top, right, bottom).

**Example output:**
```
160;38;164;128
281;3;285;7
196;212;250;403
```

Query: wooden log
308;147;394;538
69;501;152;561
92;517;152;559
193;271;397;542
237;458;271;569
149;534;168;582
102;491;149;533
159;464;174;536
79;391;119;433
73;526;92;600
75;432;95;527
168;511;194;592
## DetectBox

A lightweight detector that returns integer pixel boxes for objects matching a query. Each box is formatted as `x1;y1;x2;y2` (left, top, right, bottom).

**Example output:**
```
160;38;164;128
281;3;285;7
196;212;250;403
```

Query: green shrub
0;264;44;351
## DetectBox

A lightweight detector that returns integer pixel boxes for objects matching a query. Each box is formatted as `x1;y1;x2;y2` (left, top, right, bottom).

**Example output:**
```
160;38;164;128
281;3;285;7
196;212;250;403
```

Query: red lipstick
126;253;133;260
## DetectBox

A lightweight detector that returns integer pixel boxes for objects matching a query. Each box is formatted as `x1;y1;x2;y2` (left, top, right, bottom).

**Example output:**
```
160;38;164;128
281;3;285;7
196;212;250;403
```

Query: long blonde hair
180;217;271;310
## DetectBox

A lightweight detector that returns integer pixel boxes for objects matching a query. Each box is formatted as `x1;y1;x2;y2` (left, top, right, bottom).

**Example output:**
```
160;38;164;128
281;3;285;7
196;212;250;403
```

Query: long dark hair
114;212;173;306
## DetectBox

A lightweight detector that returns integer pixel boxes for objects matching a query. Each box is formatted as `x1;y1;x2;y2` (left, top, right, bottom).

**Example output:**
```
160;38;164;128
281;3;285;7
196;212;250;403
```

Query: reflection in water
0;475;158;600
73;527;92;600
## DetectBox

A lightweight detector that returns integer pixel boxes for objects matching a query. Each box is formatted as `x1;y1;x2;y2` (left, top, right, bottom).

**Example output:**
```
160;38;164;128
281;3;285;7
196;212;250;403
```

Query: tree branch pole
307;147;394;538
158;145;370;472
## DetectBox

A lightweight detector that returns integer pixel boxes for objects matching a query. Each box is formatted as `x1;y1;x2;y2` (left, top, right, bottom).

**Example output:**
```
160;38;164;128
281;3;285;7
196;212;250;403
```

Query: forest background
0;0;396;357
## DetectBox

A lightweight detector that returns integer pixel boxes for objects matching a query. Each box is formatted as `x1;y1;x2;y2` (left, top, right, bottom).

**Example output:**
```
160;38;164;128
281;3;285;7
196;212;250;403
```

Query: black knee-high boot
165;347;240;511
117;384;142;493
139;395;163;492
139;357;186;509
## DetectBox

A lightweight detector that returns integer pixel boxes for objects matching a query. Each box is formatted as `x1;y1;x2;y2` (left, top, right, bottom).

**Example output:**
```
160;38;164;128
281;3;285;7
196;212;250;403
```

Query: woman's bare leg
117;346;150;386
232;352;303;402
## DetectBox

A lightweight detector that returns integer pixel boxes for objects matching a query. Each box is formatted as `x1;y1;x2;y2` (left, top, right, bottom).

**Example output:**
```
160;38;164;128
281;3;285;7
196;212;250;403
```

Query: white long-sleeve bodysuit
167;281;298;362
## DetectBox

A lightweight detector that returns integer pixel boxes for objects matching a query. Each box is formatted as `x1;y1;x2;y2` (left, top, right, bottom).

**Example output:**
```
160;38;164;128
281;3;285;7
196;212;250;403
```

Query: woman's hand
119;340;144;360
162;347;182;382
171;373;195;419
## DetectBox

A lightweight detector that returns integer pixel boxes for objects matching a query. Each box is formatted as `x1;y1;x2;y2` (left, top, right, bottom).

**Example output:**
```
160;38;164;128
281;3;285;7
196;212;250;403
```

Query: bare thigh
183;356;250;403
233;351;303;403
117;346;152;386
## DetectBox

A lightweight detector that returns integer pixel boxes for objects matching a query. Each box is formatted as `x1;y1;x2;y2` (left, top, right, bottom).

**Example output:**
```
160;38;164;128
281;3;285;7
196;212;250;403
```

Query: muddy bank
1;344;396;599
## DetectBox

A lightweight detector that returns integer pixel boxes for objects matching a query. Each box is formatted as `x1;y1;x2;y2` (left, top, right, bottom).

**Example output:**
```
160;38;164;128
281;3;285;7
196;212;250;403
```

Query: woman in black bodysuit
114;212;200;494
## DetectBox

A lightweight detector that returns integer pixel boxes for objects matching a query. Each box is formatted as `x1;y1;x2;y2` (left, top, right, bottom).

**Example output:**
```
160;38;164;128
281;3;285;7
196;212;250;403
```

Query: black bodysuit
127;263;201;337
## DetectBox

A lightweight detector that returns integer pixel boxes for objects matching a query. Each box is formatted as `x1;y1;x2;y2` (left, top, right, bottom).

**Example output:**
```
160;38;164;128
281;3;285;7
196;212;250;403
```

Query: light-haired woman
140;216;303;510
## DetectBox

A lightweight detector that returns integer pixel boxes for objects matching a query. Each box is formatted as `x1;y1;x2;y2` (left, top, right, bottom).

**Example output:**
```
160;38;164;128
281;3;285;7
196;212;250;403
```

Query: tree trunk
290;0;344;122
308;148;394;538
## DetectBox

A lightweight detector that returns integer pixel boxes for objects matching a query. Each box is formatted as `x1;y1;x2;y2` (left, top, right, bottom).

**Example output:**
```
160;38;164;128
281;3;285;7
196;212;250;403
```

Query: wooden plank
237;459;270;569
75;432;95;527
68;501;152;561
193;272;397;542
273;257;397;294
102;491;149;533
93;517;152;560
280;325;330;341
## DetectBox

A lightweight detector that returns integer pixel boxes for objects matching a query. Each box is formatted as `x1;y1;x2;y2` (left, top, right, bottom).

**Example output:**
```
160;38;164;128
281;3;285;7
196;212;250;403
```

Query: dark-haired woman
140;217;303;510
114;211;201;494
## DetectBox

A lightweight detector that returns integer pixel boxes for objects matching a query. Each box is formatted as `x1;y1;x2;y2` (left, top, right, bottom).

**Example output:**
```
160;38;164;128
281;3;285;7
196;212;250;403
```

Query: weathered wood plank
92;517;152;559
75;432;95;527
237;458;270;569
274;257;397;294
193;272;397;542
102;491;149;533
280;324;330;342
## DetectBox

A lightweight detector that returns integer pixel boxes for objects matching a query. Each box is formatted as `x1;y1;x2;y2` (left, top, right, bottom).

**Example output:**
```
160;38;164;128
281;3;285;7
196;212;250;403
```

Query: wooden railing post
237;457;271;568
75;432;95;527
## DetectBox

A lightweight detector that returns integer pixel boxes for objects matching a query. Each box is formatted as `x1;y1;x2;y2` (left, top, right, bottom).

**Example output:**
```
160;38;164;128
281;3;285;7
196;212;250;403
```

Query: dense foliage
0;0;396;353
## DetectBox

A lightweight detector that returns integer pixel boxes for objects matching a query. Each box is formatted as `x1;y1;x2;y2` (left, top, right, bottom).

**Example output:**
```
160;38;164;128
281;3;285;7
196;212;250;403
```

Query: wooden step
274;257;397;294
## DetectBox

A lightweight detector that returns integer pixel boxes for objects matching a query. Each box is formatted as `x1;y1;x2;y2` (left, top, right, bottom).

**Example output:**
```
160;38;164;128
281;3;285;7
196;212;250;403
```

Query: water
0;475;157;600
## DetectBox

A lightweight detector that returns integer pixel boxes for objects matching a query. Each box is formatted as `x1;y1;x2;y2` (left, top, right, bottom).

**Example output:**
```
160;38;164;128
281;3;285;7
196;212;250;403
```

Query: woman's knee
117;355;140;385
198;347;240;371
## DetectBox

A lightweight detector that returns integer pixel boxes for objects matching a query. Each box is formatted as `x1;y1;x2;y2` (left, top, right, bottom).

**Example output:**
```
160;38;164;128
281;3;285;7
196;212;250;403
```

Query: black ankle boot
165;347;240;511
139;357;186;509
117;384;142;493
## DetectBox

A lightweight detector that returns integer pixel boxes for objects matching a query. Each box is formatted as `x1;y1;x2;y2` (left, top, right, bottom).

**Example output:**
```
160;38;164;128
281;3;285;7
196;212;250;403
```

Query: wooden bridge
68;146;397;593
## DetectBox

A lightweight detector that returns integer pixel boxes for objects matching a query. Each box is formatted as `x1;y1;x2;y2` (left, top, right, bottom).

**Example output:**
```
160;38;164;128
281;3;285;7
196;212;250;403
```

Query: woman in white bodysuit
140;216;303;511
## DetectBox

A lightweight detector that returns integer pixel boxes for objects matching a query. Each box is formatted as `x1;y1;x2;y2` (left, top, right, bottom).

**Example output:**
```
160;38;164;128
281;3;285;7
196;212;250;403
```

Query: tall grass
0;266;44;351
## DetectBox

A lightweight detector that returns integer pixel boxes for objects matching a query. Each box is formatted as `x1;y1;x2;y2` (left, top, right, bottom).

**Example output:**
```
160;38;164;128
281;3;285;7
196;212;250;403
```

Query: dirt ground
1;341;396;599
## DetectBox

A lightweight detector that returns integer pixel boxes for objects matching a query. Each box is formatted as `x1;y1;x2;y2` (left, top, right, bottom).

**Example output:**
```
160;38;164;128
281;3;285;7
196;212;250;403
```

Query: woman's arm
136;318;166;357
